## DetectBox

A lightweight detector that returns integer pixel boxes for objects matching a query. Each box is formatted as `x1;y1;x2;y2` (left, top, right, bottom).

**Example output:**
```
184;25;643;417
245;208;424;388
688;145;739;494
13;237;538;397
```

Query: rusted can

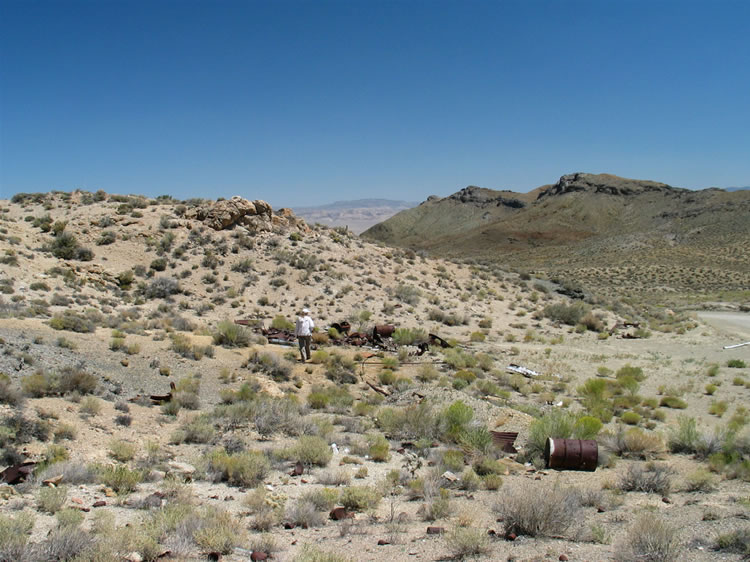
544;438;598;471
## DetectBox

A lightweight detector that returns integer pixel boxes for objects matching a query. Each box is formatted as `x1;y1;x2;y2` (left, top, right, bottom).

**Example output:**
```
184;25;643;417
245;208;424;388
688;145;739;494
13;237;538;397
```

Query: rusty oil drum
544;438;598;471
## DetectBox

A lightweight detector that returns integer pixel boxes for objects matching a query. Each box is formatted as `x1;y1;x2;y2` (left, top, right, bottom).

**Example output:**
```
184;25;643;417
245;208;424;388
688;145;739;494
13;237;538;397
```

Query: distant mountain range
362;173;750;300
725;186;750;192
293;199;418;234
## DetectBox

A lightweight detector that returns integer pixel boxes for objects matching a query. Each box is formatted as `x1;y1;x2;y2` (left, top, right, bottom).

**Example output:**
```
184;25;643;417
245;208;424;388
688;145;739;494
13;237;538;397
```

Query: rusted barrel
373;325;395;338
544;438;598;471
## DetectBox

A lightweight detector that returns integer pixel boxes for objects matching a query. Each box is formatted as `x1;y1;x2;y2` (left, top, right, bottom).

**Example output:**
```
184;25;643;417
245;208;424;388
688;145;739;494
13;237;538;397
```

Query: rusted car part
507;364;542;378
0;461;36;484
331;322;351;335
428;333;452;348
490;431;519;454
544;438;598;471
150;382;177;405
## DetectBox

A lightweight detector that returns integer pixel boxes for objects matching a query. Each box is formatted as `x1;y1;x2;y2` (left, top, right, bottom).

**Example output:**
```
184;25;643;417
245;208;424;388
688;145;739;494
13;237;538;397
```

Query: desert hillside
363;173;750;306
0;190;748;561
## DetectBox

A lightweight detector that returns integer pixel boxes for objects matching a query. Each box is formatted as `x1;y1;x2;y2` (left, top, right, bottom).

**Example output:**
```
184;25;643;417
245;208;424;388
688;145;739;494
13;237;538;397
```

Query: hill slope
363;173;750;302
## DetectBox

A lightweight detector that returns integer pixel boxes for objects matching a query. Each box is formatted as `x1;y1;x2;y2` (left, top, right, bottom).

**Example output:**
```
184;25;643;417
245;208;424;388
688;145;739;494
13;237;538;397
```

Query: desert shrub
53;423;77;441
49;311;95;333
171;414;215;444
615;513;681;562
543;301;588;326
207;448;270;487
294;544;354;562
667;415;700;454
57;366;97;394
48;232;93;261
459;425;494;457
339;485;381;511
683;468;716;492
616;364;646;382
619;462;673;495
494;481;580;537
727;359;747;368
108;439;136;462
525;410;576;462
601;426;664;459
0;373;23;406
38;485;68;513
212;320;250;347
709;400;729;417
97;464;143;494
285;498;327;529
444;527;490;558
441;400;474;441
79;396;101;416
392;327;427;346
192;507;243;554
367;434;390;462
659;396;687;409
441;449;465;472
375;401;439;441
27;527;94;561
392;284;421;305
271;314;295;331
284;436;332;467
144;277;180;299
37;461;96;485
574;416;603;439
0;512;34;559
96;231;116;245
621;411;642;425
714;528;750;556
248;350;293;382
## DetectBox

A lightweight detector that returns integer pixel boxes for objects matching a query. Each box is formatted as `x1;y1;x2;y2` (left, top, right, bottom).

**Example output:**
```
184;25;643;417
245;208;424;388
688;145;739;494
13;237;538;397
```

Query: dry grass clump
37;485;68;513
339;485;381;511
600;426;664;459
618;462;673;495
444;526;491;558
615;513;681;562
0;512;34;560
715;528;750;556
294;544;354;562
493;481;580;537
96;464;144;494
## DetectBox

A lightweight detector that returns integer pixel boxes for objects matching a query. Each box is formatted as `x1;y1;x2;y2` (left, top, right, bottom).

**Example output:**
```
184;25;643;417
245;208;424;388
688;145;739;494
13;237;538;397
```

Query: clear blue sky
2;0;749;207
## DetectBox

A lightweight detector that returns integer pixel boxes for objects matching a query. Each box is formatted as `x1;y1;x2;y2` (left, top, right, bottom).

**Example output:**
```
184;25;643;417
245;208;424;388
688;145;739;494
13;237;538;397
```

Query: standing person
295;308;314;362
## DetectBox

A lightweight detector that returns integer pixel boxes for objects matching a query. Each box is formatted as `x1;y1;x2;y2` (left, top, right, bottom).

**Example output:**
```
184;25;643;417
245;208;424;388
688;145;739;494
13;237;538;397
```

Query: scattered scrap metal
238;318;453;354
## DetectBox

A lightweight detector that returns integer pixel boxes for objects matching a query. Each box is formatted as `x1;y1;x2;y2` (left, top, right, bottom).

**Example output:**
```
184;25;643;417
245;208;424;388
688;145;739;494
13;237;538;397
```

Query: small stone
291;461;304;476
377;539;390;545
506;532;517;541
43;475;63;486
224;495;234;501
77;507;90;512
487;529;496;536
597;506;606;513
284;522;296;529
250;552;268;561
535;475;542;480
440;471;458;482
559;555;569;561
104;487;116;497
662;496;672;504
426;526;445;534
92;500;106;507
71;497;83;505
121;359;129;367
300;478;308;484
124;552;143;562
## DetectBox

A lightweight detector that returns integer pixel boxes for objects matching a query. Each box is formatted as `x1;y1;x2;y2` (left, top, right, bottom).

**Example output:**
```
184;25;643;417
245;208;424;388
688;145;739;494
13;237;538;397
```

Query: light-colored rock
167;461;196;479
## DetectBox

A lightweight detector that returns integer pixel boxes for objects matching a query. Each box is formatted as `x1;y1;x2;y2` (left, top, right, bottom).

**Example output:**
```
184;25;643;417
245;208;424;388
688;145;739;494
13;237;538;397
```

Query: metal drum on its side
544;438;598;471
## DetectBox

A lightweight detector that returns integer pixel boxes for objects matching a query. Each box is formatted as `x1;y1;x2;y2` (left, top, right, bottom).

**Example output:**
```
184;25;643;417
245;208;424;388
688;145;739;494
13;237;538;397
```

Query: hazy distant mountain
725;186;750;192
293;199;418;234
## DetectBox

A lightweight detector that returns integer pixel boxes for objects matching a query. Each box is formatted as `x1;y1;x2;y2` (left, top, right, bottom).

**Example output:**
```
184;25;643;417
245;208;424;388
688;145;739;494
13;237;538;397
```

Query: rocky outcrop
539;173;686;199
448;186;526;209
199;196;307;233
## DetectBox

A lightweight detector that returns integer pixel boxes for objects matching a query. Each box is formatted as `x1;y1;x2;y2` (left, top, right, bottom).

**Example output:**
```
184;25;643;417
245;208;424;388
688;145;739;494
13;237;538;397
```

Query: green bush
392;327;427;346
207;448;270;487
621;411;642;425
285;436;332;467
271;315;295;331
339;486;381;511
526;410;577;461
442;400;473;441
367;434;390;462
573;416;603;439
212;320;250;347
37;485;68;514
660;396;688;409
542;301;589;326
97;465;143;494
49;312;95;333
727;359;747;368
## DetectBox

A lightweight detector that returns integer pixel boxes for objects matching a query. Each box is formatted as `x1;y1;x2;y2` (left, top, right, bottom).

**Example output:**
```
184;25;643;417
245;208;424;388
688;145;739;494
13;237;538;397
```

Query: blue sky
1;0;749;207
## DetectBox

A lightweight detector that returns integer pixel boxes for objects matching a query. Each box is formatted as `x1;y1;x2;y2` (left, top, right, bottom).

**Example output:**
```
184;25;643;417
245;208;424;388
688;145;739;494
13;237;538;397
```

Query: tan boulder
205;196;257;230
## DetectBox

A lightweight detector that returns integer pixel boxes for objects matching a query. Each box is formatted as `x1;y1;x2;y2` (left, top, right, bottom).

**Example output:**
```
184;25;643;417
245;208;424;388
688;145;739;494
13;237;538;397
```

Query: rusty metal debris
490;431;519;454
150;382;176;405
0;460;36;484
544;438;598;471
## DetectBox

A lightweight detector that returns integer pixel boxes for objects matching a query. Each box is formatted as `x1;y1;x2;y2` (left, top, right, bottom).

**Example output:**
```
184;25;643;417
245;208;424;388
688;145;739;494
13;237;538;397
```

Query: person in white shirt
294;308;314;362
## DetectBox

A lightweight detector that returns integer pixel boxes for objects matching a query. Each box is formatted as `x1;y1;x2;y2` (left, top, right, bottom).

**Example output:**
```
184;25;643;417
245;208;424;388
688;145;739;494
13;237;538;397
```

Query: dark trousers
298;335;311;361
